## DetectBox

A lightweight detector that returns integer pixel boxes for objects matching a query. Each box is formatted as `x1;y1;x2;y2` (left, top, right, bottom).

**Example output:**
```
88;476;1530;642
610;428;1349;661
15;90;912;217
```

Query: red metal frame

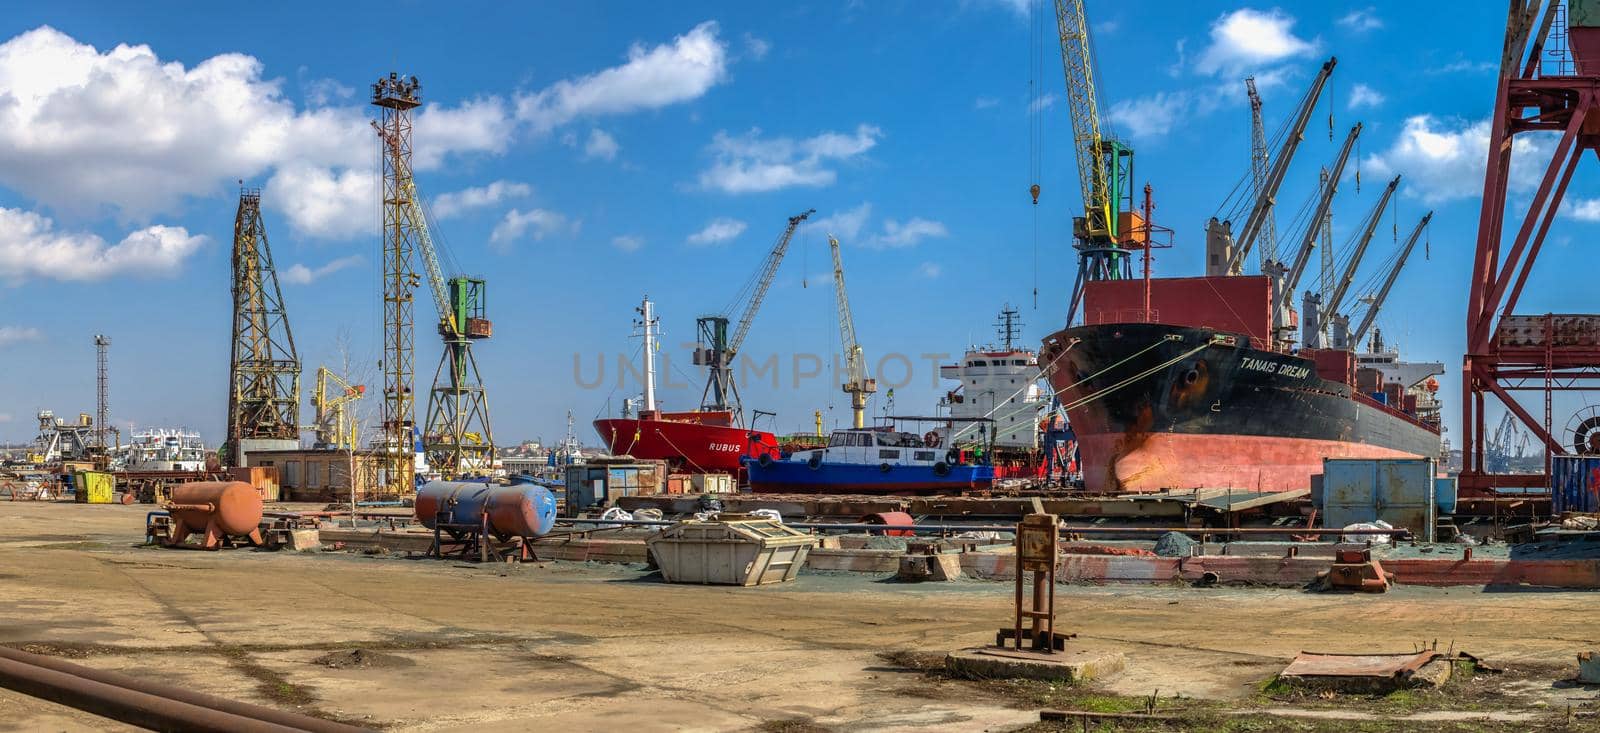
1461;6;1600;492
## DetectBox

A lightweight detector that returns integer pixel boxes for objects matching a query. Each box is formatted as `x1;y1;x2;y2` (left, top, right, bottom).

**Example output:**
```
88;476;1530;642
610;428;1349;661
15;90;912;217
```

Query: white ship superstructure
935;307;1047;451
125;429;207;472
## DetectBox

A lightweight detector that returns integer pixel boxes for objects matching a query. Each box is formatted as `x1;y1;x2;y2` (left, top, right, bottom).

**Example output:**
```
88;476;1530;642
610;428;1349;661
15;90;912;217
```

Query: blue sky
0;1;1586;450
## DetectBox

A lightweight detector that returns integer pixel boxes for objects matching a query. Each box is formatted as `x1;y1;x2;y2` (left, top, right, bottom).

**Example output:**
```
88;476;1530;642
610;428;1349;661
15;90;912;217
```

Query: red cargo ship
594;409;777;474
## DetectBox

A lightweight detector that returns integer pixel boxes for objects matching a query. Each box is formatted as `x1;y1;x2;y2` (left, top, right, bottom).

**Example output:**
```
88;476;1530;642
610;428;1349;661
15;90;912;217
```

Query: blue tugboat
744;427;994;494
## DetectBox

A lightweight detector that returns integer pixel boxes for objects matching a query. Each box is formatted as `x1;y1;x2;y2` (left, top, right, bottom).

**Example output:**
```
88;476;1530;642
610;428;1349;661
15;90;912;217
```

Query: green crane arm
1052;0;1113;240
372;122;456;337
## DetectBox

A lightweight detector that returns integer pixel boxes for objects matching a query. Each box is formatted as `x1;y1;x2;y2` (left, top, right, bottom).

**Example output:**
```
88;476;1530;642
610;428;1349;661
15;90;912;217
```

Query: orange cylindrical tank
168;481;263;538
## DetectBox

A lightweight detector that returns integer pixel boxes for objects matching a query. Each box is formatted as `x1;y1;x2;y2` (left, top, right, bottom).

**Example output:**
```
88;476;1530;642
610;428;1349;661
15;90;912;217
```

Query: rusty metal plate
1496;315;1600;347
1017;514;1058;568
1281;651;1440;678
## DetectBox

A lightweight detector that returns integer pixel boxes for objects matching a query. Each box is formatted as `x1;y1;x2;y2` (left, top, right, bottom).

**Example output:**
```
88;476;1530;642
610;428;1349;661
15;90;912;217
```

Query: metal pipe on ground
557;518;1411;538
0;646;370;733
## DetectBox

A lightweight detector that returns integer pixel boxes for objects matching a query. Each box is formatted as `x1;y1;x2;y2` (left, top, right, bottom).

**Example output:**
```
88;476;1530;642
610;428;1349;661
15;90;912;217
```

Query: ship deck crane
1277;123;1362;335
1324;175;1402;321
694;209;814;424
828;234;877;428
312;366;365;450
1350;212;1433;346
1227;58;1337;274
373;115;495;477
1052;0;1143;324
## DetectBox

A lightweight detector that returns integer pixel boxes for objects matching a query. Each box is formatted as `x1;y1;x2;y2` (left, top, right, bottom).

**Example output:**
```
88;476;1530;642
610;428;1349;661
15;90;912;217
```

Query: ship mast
638;296;659;413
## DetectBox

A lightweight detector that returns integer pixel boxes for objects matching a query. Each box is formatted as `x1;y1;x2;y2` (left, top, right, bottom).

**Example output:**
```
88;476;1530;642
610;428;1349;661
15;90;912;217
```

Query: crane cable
1028;0;1047;309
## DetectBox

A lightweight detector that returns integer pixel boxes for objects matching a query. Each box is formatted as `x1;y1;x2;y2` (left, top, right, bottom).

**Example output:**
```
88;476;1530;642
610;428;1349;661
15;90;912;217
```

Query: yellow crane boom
1052;0;1115;242
829;234;876;428
313;366;364;450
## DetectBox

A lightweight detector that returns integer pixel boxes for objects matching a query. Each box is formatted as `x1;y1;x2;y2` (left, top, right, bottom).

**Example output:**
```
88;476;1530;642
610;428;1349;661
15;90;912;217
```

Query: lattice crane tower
373;72;422;495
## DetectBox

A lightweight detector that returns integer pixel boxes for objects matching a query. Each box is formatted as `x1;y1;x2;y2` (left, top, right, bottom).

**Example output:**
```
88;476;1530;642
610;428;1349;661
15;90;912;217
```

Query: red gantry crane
1461;0;1600;493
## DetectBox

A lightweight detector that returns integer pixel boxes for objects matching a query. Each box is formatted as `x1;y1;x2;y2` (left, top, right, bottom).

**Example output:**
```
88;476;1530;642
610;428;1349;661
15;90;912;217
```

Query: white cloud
612;234;644;252
977;0;1029;16
874;218;949;248
584;129;620;161
282;255;362;285
490;208;571;249
1196;9;1316;76
1108;91;1189;140
264;164;376;240
916;262;942;279
807;203;873;241
743;33;770;61
516;21;728;132
1348;83;1385;110
687;217;747;246
698;124;881;194
1567;199;1600;222
0;26;513;244
1337;8;1383;33
303;77;353;107
1028;93;1058;113
0;325;41;346
431;180;531;220
413;97;515;169
806;203;946;249
0;207;204;282
1429;58;1497;75
974;96;999;110
1365;115;1546;204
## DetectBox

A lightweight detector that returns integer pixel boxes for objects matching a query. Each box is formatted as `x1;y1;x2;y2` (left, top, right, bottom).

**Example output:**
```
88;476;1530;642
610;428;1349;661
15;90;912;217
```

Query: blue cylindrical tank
415;481;556;538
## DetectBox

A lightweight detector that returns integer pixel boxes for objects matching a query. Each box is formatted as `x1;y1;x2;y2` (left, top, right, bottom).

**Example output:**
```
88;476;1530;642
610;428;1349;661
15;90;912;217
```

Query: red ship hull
593;410;779;475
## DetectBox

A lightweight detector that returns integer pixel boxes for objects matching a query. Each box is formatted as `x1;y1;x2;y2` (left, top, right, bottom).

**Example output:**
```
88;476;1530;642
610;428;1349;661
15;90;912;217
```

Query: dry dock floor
1;502;1598;732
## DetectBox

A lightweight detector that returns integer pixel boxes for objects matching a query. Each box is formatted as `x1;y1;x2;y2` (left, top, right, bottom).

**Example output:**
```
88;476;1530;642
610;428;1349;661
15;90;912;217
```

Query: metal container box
1551;455;1600;514
1320;458;1437;541
1434;476;1459;515
73;470;115;504
564;460;668;513
648;515;817;586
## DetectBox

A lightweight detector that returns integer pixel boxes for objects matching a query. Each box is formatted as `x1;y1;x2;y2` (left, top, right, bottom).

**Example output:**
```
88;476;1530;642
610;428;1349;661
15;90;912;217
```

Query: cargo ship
593;296;779;475
745;427;993;494
1042;275;1442;494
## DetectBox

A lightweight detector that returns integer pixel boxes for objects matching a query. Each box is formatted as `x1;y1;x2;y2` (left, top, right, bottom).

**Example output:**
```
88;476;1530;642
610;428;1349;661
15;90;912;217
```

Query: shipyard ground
2;503;1598;732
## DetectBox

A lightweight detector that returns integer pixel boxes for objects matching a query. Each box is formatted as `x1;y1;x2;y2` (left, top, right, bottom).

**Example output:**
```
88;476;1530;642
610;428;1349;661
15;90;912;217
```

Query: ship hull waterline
1042;322;1441;494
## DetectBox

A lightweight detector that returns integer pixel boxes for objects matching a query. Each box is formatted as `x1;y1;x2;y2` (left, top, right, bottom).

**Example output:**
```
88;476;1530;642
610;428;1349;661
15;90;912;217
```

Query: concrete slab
944;646;1124;683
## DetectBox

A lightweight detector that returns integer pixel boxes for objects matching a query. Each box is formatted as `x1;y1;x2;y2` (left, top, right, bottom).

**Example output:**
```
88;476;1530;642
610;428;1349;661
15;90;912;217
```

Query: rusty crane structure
373;73;423;494
224;188;301;466
1461;0;1600;492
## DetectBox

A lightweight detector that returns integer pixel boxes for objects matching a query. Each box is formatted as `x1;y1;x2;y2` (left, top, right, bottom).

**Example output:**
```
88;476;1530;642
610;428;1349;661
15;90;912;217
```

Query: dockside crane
1246;77;1278;272
828;235;877;428
1225;58;1337;275
1051;0;1144;324
312;366;365;450
1350;212;1433;346
694;209;814;424
373;79;495;478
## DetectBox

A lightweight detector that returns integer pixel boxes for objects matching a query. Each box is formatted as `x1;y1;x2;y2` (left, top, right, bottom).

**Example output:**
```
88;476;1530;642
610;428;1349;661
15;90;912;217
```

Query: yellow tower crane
828;234;876;428
312;366;365;451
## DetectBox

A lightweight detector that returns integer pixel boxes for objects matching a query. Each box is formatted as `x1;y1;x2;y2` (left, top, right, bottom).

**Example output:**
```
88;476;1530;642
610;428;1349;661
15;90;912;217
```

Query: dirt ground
1;502;1597;732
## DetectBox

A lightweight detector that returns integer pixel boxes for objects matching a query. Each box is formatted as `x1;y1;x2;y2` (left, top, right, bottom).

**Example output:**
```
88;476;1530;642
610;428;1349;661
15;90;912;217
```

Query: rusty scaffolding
224;189;300;466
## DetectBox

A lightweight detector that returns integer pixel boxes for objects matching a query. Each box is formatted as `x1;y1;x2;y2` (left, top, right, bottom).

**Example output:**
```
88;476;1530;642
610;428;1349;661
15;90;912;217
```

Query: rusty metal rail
558;518;1412;538
0;646;369;732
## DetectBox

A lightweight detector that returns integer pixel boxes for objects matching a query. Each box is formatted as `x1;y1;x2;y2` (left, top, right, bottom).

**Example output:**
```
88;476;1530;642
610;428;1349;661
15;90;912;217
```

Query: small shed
648;515;817;586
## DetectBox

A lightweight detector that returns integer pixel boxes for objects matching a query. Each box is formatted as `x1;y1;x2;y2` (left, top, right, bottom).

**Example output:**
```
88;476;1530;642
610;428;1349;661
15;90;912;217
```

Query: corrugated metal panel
1321;458;1436;541
1551;455;1600;514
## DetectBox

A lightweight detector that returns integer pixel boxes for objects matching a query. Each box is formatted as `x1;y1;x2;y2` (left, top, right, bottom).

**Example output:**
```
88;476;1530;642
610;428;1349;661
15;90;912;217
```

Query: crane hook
1030;184;1041;205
